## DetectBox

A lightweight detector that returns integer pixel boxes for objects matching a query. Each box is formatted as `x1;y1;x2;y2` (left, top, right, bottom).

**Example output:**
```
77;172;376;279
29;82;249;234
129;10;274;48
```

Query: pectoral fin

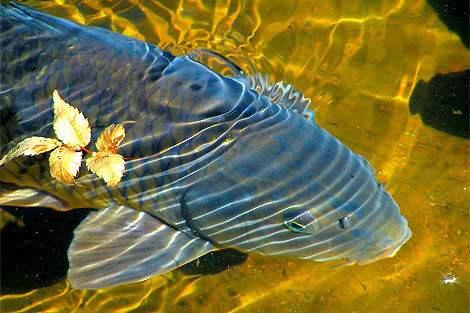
67;205;215;289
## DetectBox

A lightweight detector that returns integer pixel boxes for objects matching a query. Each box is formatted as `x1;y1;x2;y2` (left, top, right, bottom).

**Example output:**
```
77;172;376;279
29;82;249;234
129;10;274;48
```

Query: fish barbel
0;3;411;289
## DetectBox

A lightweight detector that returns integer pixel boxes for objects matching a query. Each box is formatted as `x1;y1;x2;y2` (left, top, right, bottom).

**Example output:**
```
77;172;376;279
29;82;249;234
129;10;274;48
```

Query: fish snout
352;215;412;265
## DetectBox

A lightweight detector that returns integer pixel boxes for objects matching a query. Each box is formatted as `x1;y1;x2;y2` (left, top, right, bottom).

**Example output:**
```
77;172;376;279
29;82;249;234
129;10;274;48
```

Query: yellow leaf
49;146;82;184
0;137;62;166
52;90;91;149
96;124;126;153
86;152;125;187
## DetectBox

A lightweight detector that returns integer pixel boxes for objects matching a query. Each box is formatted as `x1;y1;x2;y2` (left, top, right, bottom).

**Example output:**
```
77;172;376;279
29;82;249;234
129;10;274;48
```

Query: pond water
0;0;468;312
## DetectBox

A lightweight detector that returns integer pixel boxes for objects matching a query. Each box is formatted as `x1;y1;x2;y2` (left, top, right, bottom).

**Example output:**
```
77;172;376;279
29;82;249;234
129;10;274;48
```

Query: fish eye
284;221;306;233
283;210;320;234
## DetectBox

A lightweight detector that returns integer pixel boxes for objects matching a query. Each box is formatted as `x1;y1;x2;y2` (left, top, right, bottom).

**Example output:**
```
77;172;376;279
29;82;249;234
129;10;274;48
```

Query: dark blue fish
0;3;411;289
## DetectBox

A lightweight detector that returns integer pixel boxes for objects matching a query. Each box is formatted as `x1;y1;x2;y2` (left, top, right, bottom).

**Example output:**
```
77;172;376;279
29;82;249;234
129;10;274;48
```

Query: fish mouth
354;225;412;265
339;215;412;267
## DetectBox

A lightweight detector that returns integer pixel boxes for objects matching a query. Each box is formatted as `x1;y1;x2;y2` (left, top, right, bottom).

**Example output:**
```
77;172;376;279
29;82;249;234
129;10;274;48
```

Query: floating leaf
96;124;126;153
1;91;130;186
49;146;82;184
0;137;62;166
86;152;125;187
52;90;91;149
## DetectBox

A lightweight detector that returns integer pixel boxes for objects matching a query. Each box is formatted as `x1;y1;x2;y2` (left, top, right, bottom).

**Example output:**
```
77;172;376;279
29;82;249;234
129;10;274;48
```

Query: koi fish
0;3;411;289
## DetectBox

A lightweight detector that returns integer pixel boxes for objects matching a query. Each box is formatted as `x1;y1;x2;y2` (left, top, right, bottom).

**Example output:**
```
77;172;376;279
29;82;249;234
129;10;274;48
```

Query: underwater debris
440;272;461;286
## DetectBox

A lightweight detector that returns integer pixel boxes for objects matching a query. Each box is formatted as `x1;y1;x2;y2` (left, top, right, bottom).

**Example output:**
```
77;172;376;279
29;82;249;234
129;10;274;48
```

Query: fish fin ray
246;73;314;120
67;205;215;289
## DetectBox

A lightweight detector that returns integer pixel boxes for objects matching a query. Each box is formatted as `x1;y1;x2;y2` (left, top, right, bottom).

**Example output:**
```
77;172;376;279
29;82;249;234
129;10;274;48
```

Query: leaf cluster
0;90;129;186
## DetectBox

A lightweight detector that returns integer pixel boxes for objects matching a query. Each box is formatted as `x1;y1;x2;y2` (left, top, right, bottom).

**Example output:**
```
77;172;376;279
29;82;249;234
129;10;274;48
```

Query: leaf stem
81;147;93;154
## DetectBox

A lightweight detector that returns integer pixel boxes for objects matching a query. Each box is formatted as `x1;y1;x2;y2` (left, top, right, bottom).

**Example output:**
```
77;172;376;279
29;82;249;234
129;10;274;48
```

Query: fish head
184;112;411;266
274;190;412;265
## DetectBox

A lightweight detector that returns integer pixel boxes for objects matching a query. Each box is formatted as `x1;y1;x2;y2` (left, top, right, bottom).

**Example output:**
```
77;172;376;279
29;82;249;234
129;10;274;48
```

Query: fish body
0;3;411;289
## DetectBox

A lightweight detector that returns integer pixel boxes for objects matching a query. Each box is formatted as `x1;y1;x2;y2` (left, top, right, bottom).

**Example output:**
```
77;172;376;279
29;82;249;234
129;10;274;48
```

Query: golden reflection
1;0;469;312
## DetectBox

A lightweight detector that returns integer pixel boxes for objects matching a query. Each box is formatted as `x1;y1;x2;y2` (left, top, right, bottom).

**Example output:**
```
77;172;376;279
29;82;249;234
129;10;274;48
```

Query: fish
0;3;411;289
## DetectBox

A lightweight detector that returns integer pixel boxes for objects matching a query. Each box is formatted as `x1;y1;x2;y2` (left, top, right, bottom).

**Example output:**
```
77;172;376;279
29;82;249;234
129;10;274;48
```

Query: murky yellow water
1;0;469;312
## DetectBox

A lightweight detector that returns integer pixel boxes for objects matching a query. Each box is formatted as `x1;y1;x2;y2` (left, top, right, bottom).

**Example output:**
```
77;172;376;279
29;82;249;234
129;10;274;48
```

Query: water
0;0;468;312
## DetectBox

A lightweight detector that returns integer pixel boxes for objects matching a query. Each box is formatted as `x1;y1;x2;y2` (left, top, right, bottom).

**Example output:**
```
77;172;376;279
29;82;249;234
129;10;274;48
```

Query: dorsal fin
245;73;313;120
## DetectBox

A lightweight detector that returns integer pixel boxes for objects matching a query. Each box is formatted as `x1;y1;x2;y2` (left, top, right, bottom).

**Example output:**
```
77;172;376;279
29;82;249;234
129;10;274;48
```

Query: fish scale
0;2;275;214
0;3;411;289
0;4;173;202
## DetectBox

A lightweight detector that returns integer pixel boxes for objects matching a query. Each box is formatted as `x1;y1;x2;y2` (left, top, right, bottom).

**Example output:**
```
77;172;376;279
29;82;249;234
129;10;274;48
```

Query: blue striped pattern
173;108;411;263
0;3;410;267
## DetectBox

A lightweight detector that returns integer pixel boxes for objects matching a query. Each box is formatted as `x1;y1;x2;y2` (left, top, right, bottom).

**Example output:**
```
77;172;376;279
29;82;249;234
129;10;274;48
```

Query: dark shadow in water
409;70;469;139
180;249;248;276
427;0;469;48
0;206;91;294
